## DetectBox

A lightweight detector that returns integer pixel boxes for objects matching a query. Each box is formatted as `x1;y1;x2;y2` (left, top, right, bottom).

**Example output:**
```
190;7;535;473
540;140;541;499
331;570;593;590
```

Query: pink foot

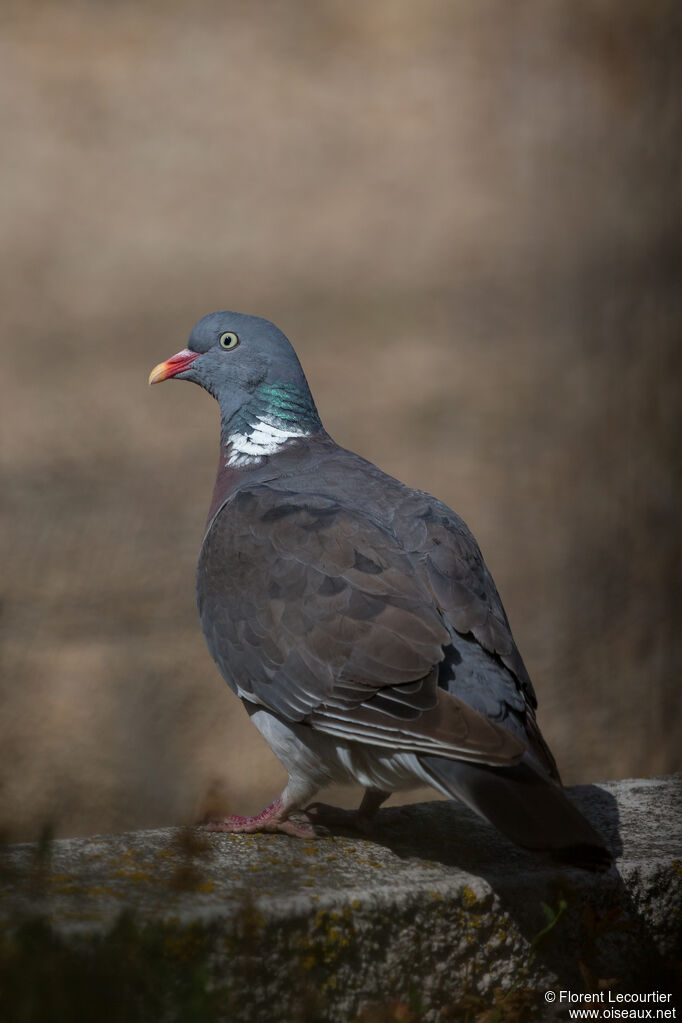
202;797;317;838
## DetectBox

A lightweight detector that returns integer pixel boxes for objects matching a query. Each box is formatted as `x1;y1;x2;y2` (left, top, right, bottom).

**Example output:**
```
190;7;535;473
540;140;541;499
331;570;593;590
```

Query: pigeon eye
219;332;239;350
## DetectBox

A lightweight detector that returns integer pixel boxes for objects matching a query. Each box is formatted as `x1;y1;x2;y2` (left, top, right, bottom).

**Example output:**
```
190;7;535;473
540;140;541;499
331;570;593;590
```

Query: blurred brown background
1;0;680;841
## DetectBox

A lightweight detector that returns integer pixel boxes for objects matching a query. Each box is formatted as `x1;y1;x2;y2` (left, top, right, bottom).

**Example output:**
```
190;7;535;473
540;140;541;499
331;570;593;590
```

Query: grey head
149;311;324;464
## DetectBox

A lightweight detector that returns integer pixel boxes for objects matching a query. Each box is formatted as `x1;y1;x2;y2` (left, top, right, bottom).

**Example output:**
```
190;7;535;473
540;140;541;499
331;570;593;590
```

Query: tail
419;754;612;872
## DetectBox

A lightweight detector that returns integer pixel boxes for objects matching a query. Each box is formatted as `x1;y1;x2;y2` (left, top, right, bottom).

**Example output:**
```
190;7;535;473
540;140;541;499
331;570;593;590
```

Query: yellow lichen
112;869;153;883
461;886;479;908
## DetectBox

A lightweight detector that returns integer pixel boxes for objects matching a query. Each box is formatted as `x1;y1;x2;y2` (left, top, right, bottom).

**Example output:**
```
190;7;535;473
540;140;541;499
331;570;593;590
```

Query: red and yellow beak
148;348;200;385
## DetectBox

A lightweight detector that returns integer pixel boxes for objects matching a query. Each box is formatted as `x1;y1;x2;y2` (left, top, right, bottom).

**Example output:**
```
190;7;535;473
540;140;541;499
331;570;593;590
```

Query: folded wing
197;485;525;767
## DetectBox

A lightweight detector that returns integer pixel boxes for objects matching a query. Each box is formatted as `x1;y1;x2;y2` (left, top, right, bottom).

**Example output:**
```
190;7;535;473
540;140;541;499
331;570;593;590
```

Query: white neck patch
226;414;309;468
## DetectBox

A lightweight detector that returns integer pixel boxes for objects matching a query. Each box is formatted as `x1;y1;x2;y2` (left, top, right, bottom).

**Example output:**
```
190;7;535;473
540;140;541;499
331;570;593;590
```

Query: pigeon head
149;311;324;466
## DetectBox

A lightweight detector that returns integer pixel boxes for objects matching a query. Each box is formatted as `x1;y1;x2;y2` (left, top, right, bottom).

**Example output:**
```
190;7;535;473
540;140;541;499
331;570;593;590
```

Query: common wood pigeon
149;311;611;871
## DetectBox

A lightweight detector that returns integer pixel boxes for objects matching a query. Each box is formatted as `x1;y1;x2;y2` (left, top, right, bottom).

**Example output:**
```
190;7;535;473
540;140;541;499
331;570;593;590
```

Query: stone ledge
1;776;680;1021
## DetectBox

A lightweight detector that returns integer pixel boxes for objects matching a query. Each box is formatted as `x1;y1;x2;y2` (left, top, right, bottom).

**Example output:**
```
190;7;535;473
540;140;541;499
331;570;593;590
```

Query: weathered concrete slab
0;776;680;1021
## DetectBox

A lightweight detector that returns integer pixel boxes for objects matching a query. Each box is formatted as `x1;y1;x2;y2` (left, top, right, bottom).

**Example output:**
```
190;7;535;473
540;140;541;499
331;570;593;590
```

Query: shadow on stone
315;781;681;997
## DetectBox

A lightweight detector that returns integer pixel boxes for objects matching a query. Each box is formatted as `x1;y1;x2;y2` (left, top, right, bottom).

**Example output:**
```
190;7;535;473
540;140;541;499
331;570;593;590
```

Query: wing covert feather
197;483;525;766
